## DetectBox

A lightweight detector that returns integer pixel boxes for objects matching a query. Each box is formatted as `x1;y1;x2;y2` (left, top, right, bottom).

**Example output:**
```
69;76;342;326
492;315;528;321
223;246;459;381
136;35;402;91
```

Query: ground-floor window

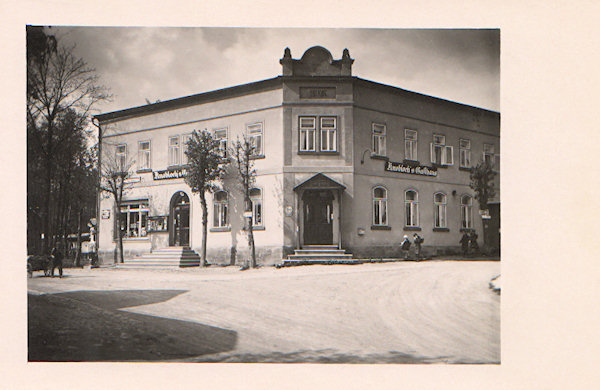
119;200;149;238
213;191;229;228
250;188;263;226
461;195;473;229
372;186;388;226
434;192;447;228
405;190;419;227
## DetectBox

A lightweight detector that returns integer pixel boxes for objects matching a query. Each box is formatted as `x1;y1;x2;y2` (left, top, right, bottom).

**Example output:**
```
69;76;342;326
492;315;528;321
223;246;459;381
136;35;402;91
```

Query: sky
50;27;500;115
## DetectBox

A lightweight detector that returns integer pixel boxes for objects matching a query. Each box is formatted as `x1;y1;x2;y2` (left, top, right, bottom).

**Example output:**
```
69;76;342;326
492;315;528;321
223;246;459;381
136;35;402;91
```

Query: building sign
124;176;141;184
148;216;168;232
153;168;188;181
299;87;336;99
385;161;438;177
101;209;111;219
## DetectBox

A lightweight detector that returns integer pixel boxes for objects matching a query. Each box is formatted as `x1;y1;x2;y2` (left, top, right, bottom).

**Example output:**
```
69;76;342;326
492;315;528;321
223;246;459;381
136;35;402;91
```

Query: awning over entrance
293;173;346;192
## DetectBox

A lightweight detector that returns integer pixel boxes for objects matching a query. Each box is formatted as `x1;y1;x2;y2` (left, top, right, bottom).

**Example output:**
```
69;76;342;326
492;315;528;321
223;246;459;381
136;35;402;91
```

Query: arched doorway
302;189;334;245
170;191;190;247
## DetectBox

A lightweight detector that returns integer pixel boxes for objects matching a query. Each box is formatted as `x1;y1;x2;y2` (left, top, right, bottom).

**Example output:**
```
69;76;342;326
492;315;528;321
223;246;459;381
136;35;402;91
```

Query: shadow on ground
28;290;237;362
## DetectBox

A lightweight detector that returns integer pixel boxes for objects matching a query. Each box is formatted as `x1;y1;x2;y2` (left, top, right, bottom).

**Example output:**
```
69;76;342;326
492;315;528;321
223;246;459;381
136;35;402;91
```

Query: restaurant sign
153;168;188;181
385;161;438;177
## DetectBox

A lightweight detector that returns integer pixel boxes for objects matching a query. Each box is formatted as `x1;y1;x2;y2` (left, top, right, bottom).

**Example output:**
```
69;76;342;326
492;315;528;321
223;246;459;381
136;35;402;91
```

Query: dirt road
28;261;500;363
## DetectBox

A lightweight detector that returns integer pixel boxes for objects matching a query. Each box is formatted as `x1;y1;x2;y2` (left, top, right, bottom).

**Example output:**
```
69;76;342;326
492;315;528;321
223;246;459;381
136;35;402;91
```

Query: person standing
460;232;470;257
50;246;63;278
400;235;411;260
413;233;424;260
469;231;479;255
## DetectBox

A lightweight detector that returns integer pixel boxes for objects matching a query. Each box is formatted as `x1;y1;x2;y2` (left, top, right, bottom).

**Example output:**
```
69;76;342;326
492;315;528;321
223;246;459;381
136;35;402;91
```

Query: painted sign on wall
299;87;336;99
385;161;438;177
153;168;187;181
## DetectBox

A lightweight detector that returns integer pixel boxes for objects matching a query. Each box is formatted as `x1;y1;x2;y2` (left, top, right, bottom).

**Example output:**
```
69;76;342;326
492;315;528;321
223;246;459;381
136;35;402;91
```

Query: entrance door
170;192;190;246
303;190;333;245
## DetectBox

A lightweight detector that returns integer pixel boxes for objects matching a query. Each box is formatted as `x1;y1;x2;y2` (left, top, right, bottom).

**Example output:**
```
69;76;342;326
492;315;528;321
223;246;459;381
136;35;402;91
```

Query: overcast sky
51;27;499;114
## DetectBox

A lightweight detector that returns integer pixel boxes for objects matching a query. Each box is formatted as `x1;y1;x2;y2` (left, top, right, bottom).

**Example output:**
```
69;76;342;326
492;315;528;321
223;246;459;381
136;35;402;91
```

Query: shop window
405;190;419;227
320;117;337;152
116;144;127;171
372;186;388;226
214;128;228;157
299;117;316;152
405;129;418;161
118;200;149;238
461;195;473;229
168;136;180;166
249;188;263;227
213;191;229;228
459;139;471;168
483;143;495;166
430;134;453;166
372;123;386;157
434;192;447;228
247;123;263;156
138;141;151;170
181;134;191;165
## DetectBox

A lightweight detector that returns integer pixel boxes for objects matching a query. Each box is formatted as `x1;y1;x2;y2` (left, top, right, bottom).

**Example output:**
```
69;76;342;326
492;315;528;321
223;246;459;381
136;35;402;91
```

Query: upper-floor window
299;117;316;152
430;134;453;166
181;134;191;165
116;144;127;171
320;117;337;152
168;136;180;166
459;139;471;168
483;143;495;165
405;190;419;227
213;191;229;228
249;187;263;227
372;187;388;226
372;123;386;156
247;123;263;156
434;192;447;228
213;128;228;157
405;129;418;161
461;195;473;229
138;141;151;170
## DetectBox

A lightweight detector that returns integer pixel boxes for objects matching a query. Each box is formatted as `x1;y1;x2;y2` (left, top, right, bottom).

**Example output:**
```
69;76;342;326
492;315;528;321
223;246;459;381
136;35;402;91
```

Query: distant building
94;46;500;265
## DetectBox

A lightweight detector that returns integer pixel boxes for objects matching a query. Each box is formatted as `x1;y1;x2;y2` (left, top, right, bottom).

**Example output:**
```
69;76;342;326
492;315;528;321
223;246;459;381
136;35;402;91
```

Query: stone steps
118;247;201;268
284;245;355;265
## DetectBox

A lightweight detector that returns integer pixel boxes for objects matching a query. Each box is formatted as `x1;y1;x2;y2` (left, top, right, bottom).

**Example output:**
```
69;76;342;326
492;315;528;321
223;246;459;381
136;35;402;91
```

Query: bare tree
27;26;110;254
183;130;224;267
231;137;258;268
99;146;134;264
469;160;497;211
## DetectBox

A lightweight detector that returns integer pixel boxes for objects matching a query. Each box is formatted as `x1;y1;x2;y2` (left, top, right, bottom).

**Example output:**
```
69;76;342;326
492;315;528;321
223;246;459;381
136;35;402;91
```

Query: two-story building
94;46;500;265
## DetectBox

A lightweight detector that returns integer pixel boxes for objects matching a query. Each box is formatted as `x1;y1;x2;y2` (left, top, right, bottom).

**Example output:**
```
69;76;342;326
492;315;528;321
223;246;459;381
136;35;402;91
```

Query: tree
183;130;225;266
231;137;258;268
27;26;110;254
469;160;497;211
99;146;134;264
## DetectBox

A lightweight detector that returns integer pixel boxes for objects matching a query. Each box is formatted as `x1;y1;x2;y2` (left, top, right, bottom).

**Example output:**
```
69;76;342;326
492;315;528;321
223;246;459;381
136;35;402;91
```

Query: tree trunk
199;192;208;267
75;208;82;267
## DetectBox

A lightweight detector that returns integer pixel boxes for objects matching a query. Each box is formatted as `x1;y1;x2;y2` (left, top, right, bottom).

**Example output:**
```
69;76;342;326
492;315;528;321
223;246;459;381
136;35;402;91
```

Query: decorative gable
280;46;354;77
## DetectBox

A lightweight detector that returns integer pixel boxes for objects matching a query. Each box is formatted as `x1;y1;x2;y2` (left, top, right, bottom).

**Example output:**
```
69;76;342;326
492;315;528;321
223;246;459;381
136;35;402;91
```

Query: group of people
400;233;424;260
400;230;480;260
460;231;479;256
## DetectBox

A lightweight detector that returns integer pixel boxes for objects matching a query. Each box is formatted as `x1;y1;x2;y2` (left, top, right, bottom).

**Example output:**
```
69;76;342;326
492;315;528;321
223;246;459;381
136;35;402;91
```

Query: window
405;190;419;227
405;129;418;160
299;117;316;152
247;123;263;156
372;187;388;226
119;200;149;238
320;117;337;152
213;191;229;228
459;139;471;168
434;192;447;228
168;136;180;166
483;143;495;165
461;195;473;229
249;188;263;227
138;141;151;170
214;128;228;157
181;134;191;165
116;144;127;171
430;134;453;165
372;123;386;156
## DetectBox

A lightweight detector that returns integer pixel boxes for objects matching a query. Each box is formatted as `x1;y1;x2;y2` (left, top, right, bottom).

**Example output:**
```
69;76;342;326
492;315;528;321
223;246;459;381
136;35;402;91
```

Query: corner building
95;46;500;265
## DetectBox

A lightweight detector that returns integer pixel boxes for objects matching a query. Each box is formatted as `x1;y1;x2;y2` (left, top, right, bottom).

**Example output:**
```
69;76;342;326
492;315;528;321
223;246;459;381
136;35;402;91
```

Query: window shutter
430;142;434;163
446;145;454;165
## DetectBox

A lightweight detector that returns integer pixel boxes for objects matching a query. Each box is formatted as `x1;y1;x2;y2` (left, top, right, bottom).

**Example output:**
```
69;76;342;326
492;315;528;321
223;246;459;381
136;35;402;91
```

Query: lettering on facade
152;168;188;180
299;87;336;99
385;161;438;177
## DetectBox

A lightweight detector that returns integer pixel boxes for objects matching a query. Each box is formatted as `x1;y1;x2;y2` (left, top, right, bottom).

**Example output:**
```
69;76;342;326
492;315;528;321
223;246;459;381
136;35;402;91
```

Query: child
400;235;411;260
413;233;424;260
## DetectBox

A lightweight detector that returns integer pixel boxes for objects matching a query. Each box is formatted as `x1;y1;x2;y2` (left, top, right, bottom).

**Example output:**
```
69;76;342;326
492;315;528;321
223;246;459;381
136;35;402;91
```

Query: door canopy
294;173;346;192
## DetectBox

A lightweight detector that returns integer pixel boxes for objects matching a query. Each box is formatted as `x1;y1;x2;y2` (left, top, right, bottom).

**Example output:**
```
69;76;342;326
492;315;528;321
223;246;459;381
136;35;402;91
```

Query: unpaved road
28;261;500;363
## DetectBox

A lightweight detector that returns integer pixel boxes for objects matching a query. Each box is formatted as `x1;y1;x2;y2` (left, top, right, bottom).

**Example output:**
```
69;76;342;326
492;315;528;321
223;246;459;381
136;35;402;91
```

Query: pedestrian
400;235;411;260
469;231;479;255
413;233;424;260
50;246;63;278
460;232;470;257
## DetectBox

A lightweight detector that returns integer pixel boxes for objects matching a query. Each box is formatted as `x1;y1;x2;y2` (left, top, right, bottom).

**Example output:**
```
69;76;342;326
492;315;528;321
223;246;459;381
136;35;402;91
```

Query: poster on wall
148;216;168;232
